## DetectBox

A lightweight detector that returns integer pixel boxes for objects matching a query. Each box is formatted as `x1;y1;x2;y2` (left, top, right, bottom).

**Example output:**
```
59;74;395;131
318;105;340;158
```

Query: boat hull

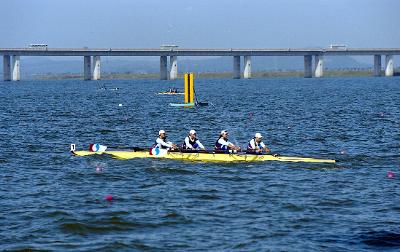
71;150;336;163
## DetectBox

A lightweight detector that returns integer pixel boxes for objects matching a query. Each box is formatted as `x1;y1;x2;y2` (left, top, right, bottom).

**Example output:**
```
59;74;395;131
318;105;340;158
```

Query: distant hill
0;55;373;78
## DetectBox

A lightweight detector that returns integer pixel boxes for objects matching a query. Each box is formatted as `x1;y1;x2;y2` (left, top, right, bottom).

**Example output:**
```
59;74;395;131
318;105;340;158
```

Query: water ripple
1;78;400;250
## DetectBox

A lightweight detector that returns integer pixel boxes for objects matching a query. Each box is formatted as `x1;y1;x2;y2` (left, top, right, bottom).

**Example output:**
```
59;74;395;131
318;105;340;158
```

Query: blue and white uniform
154;137;173;149
183;136;204;150
247;138;266;151
215;137;233;150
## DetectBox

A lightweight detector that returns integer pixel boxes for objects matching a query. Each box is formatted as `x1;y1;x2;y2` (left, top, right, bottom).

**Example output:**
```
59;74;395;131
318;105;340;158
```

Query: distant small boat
97;85;119;91
157;92;184;95
157;87;182;95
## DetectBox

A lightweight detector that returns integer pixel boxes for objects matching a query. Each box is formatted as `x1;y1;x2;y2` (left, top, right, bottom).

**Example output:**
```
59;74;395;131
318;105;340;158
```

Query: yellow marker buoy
184;73;194;104
170;73;197;108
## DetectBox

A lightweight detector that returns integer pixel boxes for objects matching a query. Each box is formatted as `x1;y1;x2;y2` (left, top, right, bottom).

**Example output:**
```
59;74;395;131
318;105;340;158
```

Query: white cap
221;130;228;134
159;130;166;135
189;129;196;135
255;133;263;138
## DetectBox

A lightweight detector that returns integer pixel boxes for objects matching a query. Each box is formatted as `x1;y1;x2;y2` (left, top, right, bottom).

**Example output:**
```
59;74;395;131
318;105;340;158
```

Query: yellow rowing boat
70;145;336;163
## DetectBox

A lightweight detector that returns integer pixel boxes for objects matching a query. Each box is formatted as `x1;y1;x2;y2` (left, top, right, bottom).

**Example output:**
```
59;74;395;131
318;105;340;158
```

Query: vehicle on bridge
160;44;178;49
330;44;347;49
28;44;48;49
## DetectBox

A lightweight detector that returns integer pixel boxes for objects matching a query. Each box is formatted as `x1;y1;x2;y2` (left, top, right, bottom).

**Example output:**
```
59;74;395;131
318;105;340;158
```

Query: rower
182;129;205;150
247;133;271;154
215;130;240;151
154;130;177;150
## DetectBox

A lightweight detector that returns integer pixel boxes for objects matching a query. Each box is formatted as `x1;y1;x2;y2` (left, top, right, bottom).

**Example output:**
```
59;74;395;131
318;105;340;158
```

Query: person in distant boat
247;133;271;154
215;130;240;151
182;130;205;150
154;130;177;150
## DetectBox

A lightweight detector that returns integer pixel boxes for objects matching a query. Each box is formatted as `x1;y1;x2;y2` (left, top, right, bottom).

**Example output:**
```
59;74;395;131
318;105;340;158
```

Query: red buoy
387;171;395;178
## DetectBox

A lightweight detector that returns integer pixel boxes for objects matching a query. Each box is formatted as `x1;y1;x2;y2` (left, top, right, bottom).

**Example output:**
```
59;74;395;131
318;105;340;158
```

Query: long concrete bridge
1;47;399;81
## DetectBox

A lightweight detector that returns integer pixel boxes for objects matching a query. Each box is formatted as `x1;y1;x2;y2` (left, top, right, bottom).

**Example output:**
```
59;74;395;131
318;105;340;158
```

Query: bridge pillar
233;56;241;79
92;56;101;80
385;55;394;77
160;56;167;80
314;55;324;78
373;55;381;77
3;55;11;81
304;55;312;78
244;56;251;79
84;56;91;80
12;56;20;81
170;56;178;80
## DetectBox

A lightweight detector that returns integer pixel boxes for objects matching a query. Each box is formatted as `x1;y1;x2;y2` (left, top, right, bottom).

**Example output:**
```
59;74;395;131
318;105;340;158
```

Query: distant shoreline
30;69;399;80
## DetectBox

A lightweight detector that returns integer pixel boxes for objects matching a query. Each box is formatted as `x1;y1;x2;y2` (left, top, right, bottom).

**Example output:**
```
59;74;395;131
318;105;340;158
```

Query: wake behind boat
70;144;336;163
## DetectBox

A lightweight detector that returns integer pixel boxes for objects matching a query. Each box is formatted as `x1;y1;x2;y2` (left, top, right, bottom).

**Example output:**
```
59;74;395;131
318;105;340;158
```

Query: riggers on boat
70;144;336;163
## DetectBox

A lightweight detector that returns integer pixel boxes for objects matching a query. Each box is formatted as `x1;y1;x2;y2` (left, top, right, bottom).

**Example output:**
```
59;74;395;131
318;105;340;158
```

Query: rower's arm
228;142;240;151
196;140;205;150
157;138;173;148
224;140;234;149
260;142;270;153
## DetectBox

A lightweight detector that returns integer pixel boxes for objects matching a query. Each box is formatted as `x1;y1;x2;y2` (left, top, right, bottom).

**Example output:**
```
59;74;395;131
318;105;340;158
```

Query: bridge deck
1;48;399;56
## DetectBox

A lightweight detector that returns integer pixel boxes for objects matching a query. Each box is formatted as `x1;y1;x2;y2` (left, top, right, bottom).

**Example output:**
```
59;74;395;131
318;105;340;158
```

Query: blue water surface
1;77;400;251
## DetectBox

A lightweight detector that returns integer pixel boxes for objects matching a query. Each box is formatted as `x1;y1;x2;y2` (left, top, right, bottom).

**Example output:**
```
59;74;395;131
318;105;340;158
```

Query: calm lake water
1;77;400;251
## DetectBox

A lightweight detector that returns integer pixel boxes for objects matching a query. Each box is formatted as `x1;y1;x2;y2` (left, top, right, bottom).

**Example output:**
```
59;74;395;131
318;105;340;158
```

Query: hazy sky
1;0;399;49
